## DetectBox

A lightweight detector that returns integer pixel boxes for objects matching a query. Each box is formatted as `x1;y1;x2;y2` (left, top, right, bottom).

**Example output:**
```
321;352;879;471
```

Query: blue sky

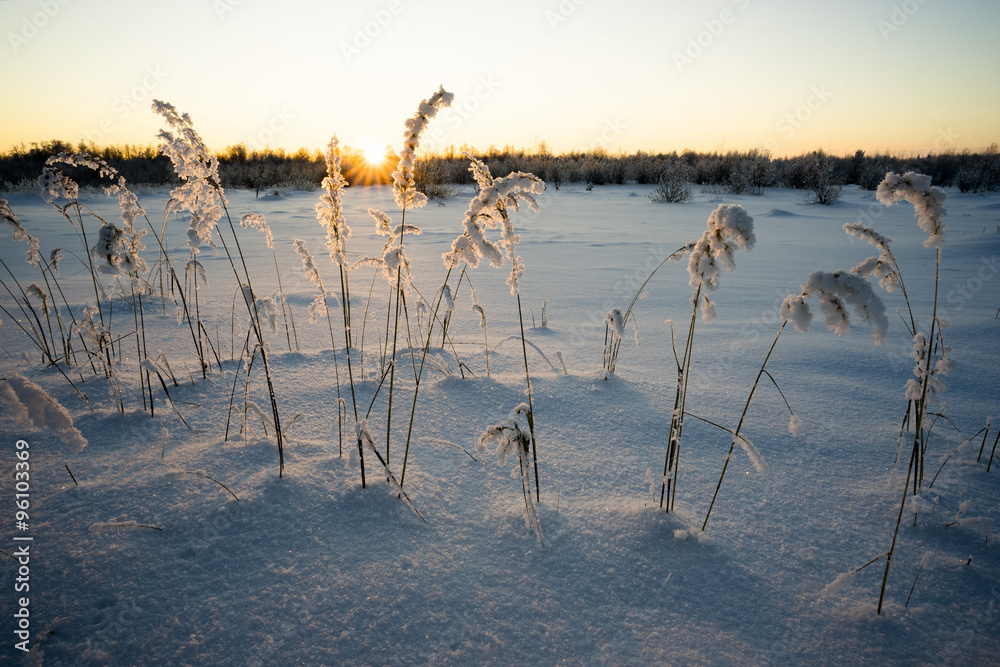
1;0;997;157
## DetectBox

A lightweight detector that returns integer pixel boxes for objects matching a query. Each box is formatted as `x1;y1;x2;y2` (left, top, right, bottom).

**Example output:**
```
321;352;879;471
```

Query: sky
0;0;998;158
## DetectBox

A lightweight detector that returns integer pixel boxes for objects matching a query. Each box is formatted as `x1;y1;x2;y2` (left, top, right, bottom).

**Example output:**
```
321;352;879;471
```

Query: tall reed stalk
656;204;756;513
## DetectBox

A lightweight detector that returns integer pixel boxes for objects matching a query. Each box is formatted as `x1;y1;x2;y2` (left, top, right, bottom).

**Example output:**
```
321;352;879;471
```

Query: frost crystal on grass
1;198;40;266
906;331;952;405
441;284;455;314
49;248;64;274
239;213;274;249
392;86;454;210
355;208;421;289
780;270;889;345
471;303;487;326
682;204;755;295
0;374;87;452
788;414;803;436
152;101;225;254
316;136;351;267
186;258;208;286
478;404;543;543
443;153;545;295
293;239;329;322
876;171;947;248
606;308;625;337
843;222;900;292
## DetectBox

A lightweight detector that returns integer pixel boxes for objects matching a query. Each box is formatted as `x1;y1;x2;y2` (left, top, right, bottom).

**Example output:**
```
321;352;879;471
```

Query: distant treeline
2;140;999;197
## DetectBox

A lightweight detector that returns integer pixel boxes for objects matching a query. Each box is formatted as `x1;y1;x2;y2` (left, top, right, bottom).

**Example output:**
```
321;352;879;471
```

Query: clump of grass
838;171;957;614
658;204;756;513
153;100;285;476
478;403;544;544
432;151;546;499
240;213;299;352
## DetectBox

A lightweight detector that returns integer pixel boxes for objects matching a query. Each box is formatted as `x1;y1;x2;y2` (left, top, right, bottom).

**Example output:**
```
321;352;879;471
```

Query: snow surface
1;183;998;665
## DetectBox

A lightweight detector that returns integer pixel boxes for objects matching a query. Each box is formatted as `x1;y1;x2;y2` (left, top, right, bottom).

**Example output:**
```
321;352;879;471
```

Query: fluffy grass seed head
444;153;545;295
392;85;454;210
684;204;755;295
240;213;274;249
316;136;351;267
876;171;947;249
472;303;487;326
39;153;148;275
843;222;899;293
152;100;225;254
780;270;889;345
477;403;532;468
355;208;422;288
1;198;40;266
905;330;953;406
293;239;329;322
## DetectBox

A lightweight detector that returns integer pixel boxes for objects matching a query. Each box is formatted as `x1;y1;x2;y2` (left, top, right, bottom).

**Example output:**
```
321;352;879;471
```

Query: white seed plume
316;135;351;267
392;85;455;210
293;239;329;322
780;270;889;345
240;213;274;249
355;208;422;289
443;153;545;295
1;198;40;266
152;100;225;254
844;222;899;293
683;204;756;294
876;171;947;249
905;330;953;406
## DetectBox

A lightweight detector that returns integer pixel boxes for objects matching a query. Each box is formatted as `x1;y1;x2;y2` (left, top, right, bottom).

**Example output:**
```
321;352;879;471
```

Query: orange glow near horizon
0;2;996;161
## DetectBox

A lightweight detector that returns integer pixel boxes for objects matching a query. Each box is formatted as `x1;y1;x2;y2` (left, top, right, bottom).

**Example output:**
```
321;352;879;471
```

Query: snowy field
1;179;999;665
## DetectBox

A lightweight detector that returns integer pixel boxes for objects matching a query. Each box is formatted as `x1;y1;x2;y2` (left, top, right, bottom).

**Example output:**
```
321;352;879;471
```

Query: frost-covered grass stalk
479;404;544;544
602;240;699;376
293;239;346;457
153;100;285;477
702;269;889;530
471;298;490;376
659;204;756;513
428;152;546;499
314;135;368;484
859;171;949;615
379;86;452;472
241;213;299;352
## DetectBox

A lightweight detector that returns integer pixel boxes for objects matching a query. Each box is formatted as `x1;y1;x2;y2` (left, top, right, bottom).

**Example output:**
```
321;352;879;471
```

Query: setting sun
363;143;387;166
